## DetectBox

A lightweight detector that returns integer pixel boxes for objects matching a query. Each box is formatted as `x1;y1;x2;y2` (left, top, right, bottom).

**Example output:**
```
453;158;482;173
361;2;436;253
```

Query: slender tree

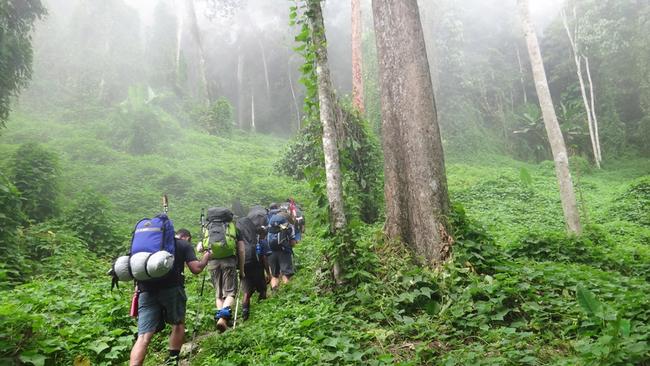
308;0;346;283
517;0;582;234
372;0;452;268
562;7;600;167
351;0;364;113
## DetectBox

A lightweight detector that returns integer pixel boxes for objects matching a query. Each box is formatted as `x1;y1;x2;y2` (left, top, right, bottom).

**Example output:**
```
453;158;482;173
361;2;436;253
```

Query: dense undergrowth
1;109;649;365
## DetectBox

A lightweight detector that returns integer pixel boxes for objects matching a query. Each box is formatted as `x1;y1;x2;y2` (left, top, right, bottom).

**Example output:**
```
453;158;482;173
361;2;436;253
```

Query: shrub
63;190;122;257
196;97;234;136
609;176;650;227
11;142;60;222
0;173;26;287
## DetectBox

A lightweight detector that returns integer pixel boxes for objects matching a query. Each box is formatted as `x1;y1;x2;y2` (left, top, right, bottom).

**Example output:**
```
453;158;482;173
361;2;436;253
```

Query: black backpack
236;217;259;265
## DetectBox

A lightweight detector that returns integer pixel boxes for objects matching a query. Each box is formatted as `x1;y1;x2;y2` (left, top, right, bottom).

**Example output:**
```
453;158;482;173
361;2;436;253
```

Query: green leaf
576;285;602;318
19;352;47;366
88;341;110;355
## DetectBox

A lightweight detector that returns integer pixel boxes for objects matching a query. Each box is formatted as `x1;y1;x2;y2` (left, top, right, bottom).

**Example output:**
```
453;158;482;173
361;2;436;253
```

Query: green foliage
0;0;46;129
194;97;235;136
105;86;169;155
63;190;123;257
11;142;59;222
609;176;650;227
574;285;649;365
0;172;26;287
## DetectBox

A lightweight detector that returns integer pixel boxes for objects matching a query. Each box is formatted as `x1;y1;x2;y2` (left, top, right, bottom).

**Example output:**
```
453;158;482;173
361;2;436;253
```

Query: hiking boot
242;307;250;321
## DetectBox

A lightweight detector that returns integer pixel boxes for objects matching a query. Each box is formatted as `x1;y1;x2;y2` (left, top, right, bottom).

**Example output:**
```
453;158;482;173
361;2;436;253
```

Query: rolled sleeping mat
129;251;175;281
130;252;152;281
146;251;175;278
112;255;133;282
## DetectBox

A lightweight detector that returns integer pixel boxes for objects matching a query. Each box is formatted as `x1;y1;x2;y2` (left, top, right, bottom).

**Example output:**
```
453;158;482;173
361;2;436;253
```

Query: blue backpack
110;214;176;289
267;213;293;251
131;214;176;255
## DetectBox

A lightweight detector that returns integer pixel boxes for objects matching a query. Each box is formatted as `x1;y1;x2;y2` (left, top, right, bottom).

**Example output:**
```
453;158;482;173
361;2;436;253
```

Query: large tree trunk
518;0;582;234
309;0;346;283
351;0;364;113
372;0;452;268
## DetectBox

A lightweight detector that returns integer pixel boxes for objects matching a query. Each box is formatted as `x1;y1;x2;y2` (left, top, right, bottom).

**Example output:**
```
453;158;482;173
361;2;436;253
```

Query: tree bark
518;0;582;234
309;0;346;283
351;0;364;113
372;0;452;268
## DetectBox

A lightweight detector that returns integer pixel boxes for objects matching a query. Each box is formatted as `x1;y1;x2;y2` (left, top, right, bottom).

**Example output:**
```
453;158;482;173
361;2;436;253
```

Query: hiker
267;208;297;290
236;205;272;320
196;207;245;332
130;228;211;366
286;198;305;242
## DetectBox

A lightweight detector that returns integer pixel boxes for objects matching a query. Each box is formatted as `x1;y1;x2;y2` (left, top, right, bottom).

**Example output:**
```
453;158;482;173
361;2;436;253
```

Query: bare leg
130;332;154;366
282;275;291;284
270;276;280;290
169;323;185;351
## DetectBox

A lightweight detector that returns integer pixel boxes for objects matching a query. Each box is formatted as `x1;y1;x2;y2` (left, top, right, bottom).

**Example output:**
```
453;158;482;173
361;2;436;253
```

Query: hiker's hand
202;250;211;259
239;270;246;280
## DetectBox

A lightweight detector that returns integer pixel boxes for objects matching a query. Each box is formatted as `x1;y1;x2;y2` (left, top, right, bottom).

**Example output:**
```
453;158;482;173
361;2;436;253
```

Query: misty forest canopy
1;0;649;365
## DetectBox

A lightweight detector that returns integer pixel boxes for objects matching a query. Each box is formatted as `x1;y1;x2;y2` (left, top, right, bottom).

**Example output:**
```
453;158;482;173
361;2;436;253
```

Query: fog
22;0;579;141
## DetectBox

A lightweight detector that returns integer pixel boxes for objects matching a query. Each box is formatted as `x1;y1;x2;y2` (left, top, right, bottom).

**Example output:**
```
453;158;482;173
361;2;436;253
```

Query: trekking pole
162;194;169;214
233;277;242;329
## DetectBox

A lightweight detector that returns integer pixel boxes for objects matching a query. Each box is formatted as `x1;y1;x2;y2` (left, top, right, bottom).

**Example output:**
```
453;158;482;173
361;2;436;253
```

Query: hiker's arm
187;250;211;274
237;240;246;279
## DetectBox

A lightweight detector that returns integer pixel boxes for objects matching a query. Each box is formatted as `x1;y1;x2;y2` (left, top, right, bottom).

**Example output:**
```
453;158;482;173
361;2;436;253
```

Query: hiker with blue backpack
109;196;212;366
196;207;245;332
237;205;273;320
129;228;211;366
267;206;297;290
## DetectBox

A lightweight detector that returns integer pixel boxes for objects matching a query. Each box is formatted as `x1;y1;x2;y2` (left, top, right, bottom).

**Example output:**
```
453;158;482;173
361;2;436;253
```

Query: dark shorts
242;264;267;296
137;286;187;335
268;250;294;277
208;257;238;300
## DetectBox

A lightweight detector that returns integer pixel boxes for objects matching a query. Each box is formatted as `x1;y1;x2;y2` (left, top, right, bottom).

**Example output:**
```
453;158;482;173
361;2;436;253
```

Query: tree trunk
237;47;245;129
251;91;256;132
372;0;452;268
584;56;602;163
309;0;346;283
516;46;528;104
258;38;271;100
288;53;302;131
562;8;599;168
518;0;582;234
351;0;364;113
184;0;210;104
